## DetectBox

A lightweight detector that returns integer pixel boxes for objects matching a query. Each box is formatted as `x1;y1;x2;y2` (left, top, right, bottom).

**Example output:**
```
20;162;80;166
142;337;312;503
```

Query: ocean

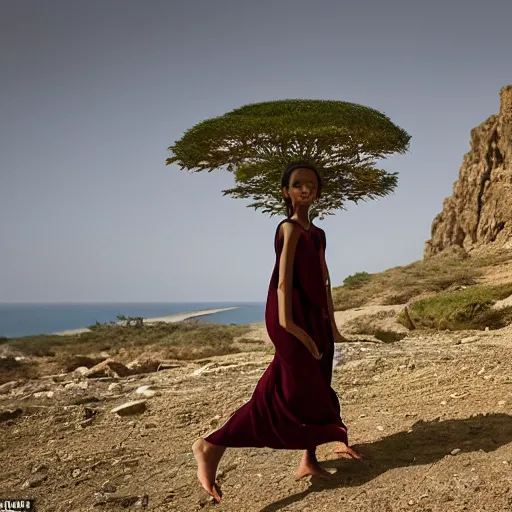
0;302;266;339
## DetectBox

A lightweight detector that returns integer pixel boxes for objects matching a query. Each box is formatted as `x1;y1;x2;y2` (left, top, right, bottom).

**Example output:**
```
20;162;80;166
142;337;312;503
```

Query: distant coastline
0;303;265;338
53;307;241;335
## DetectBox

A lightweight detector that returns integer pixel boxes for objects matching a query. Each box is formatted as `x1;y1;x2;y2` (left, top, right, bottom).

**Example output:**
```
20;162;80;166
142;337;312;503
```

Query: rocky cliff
424;85;512;258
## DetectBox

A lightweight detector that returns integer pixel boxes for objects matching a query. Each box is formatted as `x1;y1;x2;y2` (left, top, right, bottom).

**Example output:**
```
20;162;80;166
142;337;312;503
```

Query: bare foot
333;442;364;460
294;451;333;481
192;438;226;503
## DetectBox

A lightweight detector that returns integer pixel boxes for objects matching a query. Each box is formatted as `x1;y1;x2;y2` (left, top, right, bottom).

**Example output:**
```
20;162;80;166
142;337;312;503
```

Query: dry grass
3;320;254;362
332;249;512;311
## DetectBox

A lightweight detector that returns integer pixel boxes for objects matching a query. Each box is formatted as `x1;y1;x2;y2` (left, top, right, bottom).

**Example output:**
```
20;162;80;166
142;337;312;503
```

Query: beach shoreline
52;306;241;336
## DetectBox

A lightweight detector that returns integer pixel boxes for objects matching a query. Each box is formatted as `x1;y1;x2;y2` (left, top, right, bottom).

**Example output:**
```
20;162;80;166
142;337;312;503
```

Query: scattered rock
101;481;117;493
192;363;216;376
451;448;461;456
498;400;506;406
72;468;81;478
65;381;89;390
134;385;159;398
85;359;133;379
32;463;48;474
77;418;94;429
209;414;221;426
162;492;175;503
83;407;99;419
93;495;141;507
108;383;122;392
127;359;162;374
63;355;106;373
376;426;384;431
111;400;147;417
460;336;480;344
22;466;48;488
72;396;103;406
156;362;183;371
135;494;149;508
37;373;67;383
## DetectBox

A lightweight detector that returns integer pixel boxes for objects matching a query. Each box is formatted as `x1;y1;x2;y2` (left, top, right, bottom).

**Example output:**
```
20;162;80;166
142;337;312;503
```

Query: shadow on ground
260;413;512;512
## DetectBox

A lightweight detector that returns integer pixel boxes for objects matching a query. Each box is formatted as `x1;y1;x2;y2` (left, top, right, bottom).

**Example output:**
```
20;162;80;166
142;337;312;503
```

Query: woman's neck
290;206;311;228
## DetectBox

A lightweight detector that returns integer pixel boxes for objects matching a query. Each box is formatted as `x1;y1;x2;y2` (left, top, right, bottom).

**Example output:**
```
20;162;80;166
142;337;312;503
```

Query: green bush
343;272;372;288
398;283;512;331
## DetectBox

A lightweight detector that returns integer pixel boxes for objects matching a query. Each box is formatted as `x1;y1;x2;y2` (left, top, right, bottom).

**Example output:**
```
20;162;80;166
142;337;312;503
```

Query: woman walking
193;162;365;503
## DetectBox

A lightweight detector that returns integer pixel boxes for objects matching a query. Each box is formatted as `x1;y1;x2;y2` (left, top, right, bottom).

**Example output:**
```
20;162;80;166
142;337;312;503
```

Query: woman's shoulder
273;219;303;249
275;218;302;239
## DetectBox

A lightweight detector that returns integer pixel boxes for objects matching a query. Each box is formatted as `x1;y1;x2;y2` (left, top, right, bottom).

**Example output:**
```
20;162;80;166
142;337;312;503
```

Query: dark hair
281;161;323;218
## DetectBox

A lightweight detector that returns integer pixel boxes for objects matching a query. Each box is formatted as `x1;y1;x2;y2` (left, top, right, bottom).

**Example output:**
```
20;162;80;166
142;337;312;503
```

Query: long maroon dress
204;218;348;450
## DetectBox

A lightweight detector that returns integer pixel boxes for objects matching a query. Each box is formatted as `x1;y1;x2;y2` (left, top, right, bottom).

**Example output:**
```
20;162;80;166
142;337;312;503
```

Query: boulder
84;359;133;379
111;400;147;416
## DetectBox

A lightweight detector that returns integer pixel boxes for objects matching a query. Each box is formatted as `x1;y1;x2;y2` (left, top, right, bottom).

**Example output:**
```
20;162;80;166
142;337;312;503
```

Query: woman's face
283;168;319;208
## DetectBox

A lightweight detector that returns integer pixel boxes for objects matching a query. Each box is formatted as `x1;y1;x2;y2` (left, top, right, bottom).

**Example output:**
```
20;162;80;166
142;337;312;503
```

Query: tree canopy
166;99;411;219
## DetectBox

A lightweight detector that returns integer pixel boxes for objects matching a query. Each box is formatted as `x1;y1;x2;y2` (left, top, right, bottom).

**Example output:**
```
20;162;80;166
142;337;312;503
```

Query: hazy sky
1;0;511;303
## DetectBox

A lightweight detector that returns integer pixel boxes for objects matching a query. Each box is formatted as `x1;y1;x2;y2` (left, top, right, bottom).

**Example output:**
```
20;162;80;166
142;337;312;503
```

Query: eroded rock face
425;85;512;258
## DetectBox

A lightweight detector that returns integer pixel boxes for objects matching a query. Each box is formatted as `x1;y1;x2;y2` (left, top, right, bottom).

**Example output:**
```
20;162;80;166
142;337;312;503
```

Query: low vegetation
332;250;512;311
398;283;512;331
3;321;256;361
0;356;39;385
342;271;372;288
3;250;512;382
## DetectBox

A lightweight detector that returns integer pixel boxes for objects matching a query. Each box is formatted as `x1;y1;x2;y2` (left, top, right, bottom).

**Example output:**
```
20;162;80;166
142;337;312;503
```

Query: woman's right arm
277;222;321;359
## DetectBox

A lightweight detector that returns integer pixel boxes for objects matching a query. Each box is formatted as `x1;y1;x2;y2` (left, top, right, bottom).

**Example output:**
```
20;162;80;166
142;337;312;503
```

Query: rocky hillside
424;85;512;258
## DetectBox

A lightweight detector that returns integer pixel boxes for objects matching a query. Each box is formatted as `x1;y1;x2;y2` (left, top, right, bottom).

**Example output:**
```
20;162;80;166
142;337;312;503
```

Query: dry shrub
0;356;39;385
3;321;255;363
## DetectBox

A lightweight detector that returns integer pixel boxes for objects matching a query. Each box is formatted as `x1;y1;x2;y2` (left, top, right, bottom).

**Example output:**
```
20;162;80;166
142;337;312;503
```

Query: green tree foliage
166;100;410;218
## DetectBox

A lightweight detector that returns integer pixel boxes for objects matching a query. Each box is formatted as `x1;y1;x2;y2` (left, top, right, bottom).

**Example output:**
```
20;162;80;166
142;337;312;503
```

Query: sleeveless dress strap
273;218;315;252
273;218;297;253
